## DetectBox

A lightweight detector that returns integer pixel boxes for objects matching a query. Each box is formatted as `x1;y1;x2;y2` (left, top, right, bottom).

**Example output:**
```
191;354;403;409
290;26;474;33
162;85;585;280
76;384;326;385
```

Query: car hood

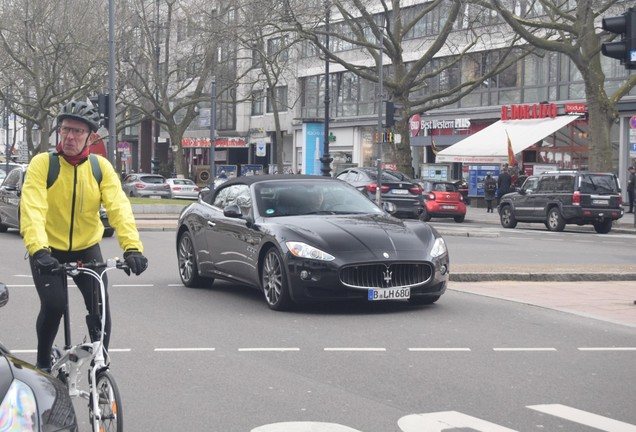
268;214;438;257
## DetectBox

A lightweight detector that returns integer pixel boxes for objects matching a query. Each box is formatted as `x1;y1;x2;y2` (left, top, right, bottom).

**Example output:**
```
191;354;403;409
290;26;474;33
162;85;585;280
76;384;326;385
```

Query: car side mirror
382;202;397;214
0;283;8;308
223;204;243;218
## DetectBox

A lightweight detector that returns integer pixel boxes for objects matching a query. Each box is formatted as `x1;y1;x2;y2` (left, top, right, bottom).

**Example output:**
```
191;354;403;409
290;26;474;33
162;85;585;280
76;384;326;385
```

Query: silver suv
498;171;624;234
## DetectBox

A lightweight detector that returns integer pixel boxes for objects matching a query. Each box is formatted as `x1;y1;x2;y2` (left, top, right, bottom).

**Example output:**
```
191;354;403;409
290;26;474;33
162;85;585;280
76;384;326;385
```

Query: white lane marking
252;422;360;432
408;348;471;352
528;404;636;431
168;284;183;286
10;349;37;354
578;347;636;351
108;348;131;352
238;348;300;352
398;411;518;431
4;285;35;287
154;348;215;352
112;284;154;287
324;348;386;352
493;347;557;351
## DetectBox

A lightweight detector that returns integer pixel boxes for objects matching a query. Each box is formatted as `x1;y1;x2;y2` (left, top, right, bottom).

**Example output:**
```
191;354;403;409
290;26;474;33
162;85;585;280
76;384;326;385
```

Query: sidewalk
131;202;636;327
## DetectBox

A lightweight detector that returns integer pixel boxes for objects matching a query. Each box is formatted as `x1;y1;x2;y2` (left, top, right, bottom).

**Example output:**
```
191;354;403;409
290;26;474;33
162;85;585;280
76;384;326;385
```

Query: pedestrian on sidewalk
627;166;635;213
484;172;497;213
497;167;512;205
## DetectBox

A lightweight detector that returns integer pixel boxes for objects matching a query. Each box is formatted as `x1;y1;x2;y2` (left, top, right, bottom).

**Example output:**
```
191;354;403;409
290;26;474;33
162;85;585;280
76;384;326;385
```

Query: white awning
434;115;580;163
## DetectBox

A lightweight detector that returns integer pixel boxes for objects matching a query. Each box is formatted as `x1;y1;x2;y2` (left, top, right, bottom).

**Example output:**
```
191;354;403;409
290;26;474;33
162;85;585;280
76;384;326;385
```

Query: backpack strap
47;152;102;188
89;154;102;186
47;152;60;189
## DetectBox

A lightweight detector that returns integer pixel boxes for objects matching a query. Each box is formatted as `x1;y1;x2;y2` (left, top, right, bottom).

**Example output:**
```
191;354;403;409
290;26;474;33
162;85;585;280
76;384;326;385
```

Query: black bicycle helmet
57;100;101;132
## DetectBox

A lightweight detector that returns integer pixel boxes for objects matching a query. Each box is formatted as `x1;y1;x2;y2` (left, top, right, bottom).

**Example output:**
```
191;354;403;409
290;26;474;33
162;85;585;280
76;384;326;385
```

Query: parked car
0;162;23;183
176;175;449;310
335;167;425;219
452;179;470;204
0;164;114;236
121;173;171;198
166;178;201;200
0;282;79;431
498;170;624;233
415;179;467;222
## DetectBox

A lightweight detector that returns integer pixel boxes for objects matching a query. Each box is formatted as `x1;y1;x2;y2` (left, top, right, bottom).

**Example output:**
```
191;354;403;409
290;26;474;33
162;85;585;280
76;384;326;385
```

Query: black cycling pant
30;244;111;369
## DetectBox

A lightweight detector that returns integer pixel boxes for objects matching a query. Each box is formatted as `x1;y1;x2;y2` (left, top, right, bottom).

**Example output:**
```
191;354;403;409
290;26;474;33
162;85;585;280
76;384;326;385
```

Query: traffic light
384;101;404;128
89;93;110;128
601;7;636;70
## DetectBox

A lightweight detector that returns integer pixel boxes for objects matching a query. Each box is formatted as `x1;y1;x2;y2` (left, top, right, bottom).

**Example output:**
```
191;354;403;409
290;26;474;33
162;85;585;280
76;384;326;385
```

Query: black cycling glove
33;249;60;275
123;249;148;276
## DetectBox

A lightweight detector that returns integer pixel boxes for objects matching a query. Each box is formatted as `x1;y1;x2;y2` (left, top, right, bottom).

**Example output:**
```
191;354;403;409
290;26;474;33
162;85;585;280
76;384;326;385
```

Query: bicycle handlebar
52;258;130;275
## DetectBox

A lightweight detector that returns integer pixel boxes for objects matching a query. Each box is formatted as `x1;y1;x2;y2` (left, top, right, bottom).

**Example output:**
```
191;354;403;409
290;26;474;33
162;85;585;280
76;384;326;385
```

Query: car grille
340;262;433;289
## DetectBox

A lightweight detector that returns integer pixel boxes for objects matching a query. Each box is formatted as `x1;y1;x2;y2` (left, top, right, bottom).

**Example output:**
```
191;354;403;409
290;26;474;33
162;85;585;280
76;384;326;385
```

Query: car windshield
254;181;385;217
579;174;618;195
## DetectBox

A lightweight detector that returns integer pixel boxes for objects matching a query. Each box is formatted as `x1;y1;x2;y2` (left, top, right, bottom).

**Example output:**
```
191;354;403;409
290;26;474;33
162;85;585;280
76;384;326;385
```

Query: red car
416;180;467;223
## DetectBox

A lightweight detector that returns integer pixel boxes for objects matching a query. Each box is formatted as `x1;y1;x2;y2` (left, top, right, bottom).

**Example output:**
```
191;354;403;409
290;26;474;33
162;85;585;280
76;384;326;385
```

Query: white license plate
368;287;410;301
442;205;456;210
149;195;162;199
592;199;608;205
392;189;409;194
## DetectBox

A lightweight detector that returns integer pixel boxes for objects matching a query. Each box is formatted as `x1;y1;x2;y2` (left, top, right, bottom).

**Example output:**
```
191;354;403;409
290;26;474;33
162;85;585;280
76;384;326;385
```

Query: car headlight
286;242;335;261
430;237;447;258
0;379;39;431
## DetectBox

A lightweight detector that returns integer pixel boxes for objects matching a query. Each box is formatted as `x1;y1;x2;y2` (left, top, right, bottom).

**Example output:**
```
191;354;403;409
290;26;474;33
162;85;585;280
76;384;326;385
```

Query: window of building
267;86;288;113
267;36;288;62
251;91;264;116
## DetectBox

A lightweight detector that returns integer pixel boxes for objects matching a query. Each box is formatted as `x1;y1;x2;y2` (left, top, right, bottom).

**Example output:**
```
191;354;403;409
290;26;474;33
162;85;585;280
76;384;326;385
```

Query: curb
450;272;636;282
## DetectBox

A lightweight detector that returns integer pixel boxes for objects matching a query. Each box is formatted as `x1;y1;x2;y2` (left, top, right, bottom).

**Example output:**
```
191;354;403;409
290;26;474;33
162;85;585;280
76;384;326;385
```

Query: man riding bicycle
20;100;148;372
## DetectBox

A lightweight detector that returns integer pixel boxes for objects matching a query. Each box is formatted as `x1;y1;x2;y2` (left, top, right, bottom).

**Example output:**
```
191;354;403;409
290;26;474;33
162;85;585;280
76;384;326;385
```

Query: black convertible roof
218;174;336;187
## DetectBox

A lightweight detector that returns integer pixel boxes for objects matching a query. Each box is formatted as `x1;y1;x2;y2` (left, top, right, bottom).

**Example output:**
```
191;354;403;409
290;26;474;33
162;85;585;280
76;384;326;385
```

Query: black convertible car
176;175;449;310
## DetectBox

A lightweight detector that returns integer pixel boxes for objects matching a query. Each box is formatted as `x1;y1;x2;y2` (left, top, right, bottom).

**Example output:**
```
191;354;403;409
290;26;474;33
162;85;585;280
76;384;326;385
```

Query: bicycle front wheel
90;369;123;432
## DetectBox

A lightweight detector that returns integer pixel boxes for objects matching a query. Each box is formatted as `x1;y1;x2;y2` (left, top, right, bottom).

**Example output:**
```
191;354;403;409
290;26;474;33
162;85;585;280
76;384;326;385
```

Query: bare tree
117;0;240;177
478;0;636;171
0;0;107;156
288;0;528;175
233;0;303;174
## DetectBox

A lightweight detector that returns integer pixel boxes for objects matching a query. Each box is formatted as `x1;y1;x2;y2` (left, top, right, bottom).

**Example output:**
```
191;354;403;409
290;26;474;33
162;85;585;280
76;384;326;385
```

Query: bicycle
50;258;128;432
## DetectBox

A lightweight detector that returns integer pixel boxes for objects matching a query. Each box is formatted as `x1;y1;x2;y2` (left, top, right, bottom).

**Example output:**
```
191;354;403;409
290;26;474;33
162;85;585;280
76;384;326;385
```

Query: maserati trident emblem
383;268;393;284
383;252;389;259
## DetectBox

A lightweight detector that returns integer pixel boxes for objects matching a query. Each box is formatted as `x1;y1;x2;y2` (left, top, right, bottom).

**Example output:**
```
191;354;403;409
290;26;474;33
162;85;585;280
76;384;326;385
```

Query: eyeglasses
59;126;88;136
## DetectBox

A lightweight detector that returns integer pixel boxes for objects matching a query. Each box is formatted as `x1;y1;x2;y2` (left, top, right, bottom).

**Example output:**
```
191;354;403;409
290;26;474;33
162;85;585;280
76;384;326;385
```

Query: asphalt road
1;231;635;431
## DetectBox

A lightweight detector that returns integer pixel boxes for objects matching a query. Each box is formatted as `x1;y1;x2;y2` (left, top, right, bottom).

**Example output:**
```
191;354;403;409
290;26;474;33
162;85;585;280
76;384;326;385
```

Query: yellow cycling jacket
20;152;143;256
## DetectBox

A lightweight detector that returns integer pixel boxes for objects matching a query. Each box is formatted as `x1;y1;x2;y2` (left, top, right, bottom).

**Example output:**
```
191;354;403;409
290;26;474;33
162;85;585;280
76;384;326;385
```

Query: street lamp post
208;79;217;196
152;0;161;174
107;0;116;166
4;102;9;173
320;0;333;177
375;30;384;205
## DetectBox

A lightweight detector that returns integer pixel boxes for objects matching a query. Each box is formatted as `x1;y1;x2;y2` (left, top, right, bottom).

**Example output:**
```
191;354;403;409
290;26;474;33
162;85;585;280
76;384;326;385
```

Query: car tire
454;215;465;223
593;220;613;234
261;247;293;311
546;207;565;232
177;231;213;288
129;190;134;198
499;205;517;228
0;221;7;232
419;208;431;222
408;295;440;305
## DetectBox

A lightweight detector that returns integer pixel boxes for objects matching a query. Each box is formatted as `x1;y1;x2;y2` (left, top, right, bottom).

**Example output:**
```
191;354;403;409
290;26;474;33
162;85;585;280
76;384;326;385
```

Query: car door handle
207;221;216;227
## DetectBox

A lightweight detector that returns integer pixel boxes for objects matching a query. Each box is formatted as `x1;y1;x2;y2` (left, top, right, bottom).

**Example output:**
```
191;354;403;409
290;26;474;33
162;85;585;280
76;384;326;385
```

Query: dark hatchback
0;165;114;236
498;171;624;233
335;167;425;219
176;175;449;310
